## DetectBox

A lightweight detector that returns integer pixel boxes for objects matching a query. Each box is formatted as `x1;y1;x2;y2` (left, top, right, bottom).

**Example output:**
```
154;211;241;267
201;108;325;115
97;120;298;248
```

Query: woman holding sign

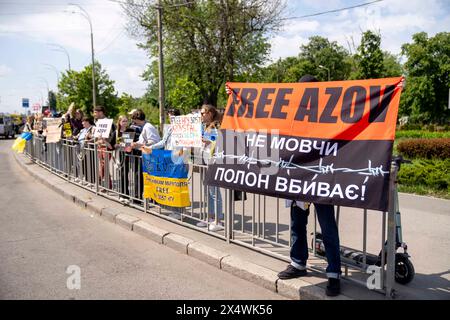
114;115;137;203
197;104;224;232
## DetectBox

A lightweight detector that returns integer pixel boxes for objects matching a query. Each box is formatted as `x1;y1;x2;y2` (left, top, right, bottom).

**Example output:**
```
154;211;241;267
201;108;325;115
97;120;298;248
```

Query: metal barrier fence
24;135;399;298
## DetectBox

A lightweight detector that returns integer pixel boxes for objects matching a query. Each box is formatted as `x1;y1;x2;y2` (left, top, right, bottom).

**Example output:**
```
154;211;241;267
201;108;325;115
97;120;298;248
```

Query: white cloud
0;64;13;77
270;0;450;60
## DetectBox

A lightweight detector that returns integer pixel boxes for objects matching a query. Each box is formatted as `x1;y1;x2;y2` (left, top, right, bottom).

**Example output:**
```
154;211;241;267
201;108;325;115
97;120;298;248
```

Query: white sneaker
168;212;181;220
119;197;130;204
196;221;207;227
208;223;224;232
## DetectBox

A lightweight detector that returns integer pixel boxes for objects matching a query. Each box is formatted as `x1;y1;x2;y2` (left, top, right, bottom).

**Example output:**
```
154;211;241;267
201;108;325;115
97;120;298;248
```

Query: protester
277;75;342;297
76;116;95;185
32;113;45;136
128;109;142;138
131;109;161;149
141;108;180;153
93;105;116;190
141;108;185;219
114;115;137;203
77;116;95;148
23;115;34;133
197;104;223;231
70;109;84;137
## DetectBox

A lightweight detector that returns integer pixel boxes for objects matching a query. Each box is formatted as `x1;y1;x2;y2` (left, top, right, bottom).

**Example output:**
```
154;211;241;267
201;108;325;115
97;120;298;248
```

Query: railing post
94;142;99;194
226;189;233;243
385;161;399;298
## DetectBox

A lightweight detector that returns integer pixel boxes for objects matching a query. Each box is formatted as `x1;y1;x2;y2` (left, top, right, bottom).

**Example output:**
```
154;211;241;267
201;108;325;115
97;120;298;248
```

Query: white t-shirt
138;122;161;146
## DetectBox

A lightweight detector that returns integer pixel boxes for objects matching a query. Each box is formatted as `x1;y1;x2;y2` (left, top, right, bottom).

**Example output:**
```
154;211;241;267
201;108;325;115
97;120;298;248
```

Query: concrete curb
13;152;353;300
187;242;229;269
116;214;140;230
221;256;279;292
133;220;169;244
163;233;195;255
101;207;121;223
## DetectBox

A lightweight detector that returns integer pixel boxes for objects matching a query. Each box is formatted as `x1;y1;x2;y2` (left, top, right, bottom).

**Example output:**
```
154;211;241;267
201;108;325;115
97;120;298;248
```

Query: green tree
382;51;403;77
57;62;119;117
298;36;352;81
253;36;351;83
123;0;285;107
168;77;202;114
400;32;450;124
117;92;135;115
48;90;57;112
353;30;385;79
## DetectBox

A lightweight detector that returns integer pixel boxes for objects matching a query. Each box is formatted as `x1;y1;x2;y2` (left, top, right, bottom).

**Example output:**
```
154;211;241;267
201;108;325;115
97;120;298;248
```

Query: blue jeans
290;203;341;278
207;186;223;220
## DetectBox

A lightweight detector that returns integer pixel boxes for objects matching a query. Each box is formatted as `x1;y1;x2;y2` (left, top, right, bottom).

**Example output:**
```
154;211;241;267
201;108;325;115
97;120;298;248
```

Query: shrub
397;138;450;159
398;158;450;192
395;130;450;139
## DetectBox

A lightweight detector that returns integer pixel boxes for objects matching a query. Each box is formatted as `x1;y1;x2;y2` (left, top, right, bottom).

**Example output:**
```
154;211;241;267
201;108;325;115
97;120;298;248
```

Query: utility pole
156;0;165;132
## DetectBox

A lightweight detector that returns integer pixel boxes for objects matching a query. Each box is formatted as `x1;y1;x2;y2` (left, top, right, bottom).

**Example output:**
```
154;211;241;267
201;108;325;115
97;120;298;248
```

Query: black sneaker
326;278;341;296
277;265;307;279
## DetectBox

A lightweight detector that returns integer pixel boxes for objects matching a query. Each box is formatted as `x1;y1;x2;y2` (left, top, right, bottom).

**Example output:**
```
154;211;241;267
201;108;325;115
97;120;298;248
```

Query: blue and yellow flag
142;150;190;207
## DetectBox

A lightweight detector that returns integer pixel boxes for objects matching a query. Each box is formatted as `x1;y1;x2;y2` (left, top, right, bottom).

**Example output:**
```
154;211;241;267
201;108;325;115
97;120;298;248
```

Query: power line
108;0;196;9
281;0;383;21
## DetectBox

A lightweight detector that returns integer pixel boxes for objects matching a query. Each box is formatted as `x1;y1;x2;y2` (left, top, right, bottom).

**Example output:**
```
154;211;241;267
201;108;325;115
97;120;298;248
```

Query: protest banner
44;117;62;143
170;114;202;148
93;118;113;138
63;121;72;138
142;149;191;207
204;77;404;211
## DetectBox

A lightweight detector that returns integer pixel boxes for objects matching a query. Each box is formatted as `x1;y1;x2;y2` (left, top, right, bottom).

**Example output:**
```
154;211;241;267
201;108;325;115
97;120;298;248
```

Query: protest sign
204;77;404;211
44;117;62;143
121;131;135;152
142;150;190;207
93;118;113;138
170;114;202;148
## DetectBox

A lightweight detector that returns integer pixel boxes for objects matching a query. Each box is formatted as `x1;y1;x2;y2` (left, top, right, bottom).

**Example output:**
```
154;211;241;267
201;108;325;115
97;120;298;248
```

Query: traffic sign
22;98;29;108
32;103;41;112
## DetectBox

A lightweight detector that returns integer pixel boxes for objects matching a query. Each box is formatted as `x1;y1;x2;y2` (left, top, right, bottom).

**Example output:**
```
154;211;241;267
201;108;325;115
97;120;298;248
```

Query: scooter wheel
395;253;415;284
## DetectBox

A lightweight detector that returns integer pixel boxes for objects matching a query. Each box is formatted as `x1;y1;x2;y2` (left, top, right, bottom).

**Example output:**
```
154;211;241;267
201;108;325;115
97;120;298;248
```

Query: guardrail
25;135;399;297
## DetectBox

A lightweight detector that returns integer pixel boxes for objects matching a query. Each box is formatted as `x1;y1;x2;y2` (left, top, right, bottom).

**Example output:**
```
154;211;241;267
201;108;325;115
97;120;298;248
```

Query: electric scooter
312;155;415;285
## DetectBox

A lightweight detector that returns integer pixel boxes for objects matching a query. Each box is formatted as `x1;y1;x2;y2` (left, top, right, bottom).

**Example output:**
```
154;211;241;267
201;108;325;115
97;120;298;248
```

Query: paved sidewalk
13;151;391;300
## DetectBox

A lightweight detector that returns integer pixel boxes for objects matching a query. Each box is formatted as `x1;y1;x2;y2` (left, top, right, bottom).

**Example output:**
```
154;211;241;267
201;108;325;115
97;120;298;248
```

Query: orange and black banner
204;77;404;211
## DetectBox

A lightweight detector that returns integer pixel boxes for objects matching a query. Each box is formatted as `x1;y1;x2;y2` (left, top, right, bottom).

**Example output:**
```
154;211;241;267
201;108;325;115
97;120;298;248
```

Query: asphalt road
0;139;283;300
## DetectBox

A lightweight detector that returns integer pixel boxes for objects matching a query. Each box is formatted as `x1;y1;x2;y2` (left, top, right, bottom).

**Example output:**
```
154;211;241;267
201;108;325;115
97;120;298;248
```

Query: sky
0;0;449;114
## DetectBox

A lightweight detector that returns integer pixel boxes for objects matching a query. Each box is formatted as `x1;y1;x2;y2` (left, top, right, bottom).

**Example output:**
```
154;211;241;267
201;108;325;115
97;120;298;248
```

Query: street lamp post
42;63;60;84
48;43;71;70
319;65;331;81
69;3;96;108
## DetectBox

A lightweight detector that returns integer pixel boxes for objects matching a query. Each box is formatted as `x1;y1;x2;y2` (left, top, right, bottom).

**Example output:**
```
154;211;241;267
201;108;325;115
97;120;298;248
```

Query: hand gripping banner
204;77;404;211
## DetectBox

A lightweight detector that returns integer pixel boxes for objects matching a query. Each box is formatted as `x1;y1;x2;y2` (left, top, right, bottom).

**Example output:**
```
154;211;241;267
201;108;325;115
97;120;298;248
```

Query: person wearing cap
128;109;142;139
276;75;342;297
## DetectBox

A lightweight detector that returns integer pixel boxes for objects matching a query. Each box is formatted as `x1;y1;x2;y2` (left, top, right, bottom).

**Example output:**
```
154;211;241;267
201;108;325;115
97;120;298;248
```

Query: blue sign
22;98;29;108
142;149;188;179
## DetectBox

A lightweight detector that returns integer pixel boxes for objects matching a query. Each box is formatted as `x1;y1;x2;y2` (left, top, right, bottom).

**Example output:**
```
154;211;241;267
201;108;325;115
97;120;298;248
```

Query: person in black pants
277;75;342;297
